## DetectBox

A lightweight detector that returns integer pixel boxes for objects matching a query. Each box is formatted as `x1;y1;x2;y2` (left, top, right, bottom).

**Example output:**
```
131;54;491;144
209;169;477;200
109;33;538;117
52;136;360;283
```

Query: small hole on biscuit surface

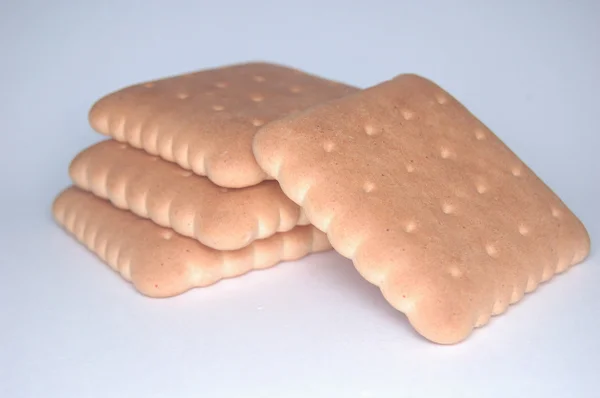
442;202;455;214
253;75;265;82
364;125;379;136
401;109;414;120
289;85;302;93
485;244;499;258
161;230;174;240
250;94;264;102
440;147;454;159
404;221;417;233
435;93;448;104
363;181;375;193
251;119;264;127
323;141;335;153
475;129;486;140
215;82;228;88
519;224;530;236
212;105;225;111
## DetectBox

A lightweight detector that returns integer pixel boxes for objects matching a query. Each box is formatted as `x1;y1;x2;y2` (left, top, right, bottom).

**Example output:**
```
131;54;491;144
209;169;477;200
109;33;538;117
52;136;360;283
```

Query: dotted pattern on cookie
253;73;590;344
88;62;358;188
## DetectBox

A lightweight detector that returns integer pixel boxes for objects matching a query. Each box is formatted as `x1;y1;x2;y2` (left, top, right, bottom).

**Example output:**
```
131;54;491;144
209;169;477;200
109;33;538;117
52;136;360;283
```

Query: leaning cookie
253;73;590;344
52;186;332;298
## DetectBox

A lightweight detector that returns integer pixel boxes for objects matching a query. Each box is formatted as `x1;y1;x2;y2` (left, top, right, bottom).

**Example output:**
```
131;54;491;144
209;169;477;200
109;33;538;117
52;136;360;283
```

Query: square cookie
89;62;358;188
253;73;590;344
53;187;332;298
69;139;309;251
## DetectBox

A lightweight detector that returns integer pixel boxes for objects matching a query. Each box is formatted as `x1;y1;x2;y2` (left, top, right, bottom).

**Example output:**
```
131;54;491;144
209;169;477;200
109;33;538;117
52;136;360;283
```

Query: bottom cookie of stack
52;187;332;298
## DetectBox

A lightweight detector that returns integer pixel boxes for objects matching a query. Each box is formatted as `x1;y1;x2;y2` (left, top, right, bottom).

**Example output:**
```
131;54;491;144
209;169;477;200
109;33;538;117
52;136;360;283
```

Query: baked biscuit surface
52;187;332;298
69;139;309;251
253;73;590;344
89;62;358;188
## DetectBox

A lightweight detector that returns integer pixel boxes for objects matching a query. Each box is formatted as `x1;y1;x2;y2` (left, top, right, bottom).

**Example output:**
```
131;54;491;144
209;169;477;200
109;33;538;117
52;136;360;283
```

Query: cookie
89;62;358;188
252;73;590;344
69;139;308;251
52;186;332;298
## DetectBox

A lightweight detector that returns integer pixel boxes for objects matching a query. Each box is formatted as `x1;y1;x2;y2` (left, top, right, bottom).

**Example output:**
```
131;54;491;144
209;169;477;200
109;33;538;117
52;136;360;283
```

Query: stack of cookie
53;62;591;344
53;62;357;297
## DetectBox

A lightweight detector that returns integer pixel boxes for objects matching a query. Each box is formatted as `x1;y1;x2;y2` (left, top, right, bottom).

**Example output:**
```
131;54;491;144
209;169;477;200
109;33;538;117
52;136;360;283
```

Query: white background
1;0;599;397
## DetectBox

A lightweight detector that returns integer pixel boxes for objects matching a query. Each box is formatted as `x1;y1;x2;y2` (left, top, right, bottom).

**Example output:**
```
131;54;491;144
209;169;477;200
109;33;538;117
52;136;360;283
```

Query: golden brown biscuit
253;73;590;344
52;186;332;298
69;139;308;251
89;62;358;188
